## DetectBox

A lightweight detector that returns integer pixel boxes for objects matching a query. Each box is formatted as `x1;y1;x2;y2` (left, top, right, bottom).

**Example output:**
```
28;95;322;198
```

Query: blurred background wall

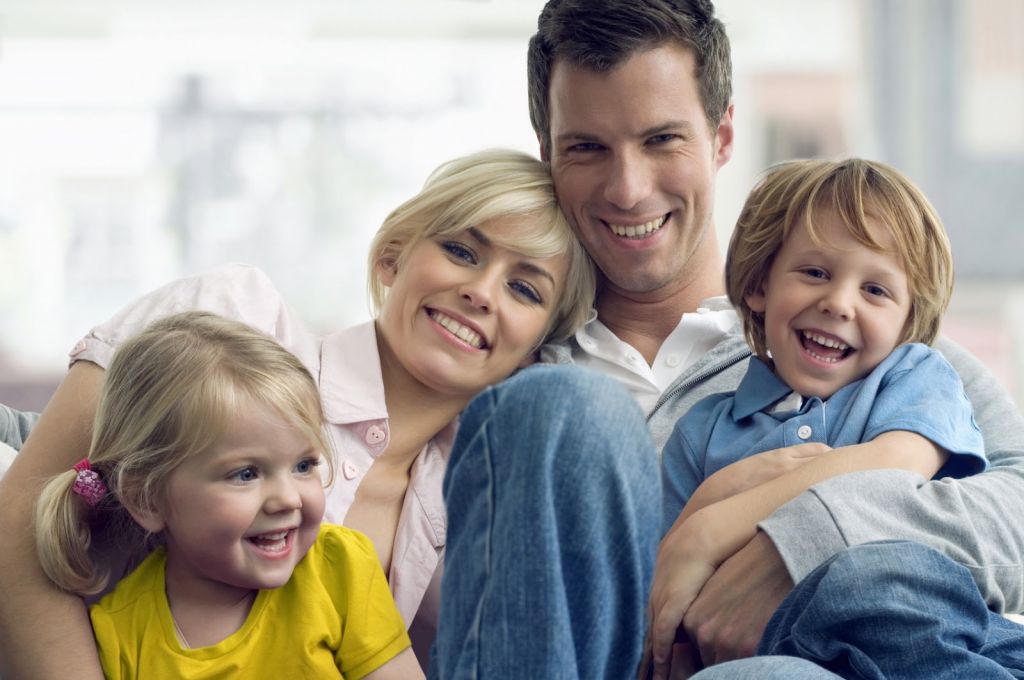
1;0;1022;411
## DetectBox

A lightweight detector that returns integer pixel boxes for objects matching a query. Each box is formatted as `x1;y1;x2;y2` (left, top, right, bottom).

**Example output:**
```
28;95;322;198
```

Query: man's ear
538;134;550;162
714;103;735;168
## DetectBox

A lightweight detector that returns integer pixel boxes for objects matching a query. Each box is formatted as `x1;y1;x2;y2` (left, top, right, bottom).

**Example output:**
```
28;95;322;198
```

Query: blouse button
797;425;813;440
342;460;358;480
365;425;386;445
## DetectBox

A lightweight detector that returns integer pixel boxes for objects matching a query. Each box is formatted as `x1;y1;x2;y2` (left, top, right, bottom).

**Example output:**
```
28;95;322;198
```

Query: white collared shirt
570;296;739;414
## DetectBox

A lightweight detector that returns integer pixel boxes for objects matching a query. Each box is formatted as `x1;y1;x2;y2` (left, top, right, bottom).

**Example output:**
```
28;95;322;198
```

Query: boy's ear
745;287;767;313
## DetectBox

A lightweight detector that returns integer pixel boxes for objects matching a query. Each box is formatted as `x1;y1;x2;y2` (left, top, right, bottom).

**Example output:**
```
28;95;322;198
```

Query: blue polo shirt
661;342;987;533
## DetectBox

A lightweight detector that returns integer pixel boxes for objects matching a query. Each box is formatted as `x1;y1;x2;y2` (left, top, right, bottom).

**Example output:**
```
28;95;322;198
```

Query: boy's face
745;211;912;398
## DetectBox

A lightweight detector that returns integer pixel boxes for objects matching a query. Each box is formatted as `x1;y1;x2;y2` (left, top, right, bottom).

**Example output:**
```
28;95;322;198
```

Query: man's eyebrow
641;120;696;137
467;226;556;288
554;121;697;145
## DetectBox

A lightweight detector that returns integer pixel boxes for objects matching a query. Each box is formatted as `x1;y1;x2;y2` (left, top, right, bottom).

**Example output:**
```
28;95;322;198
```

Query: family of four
1;1;1023;679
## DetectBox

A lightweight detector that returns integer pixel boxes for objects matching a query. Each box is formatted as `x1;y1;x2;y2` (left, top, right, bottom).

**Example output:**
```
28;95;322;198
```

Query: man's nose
604;151;653;211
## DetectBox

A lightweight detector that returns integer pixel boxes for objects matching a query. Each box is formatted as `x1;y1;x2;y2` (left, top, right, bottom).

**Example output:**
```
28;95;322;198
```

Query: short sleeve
320;526;411;680
89;605;125;680
661;410;712;535
863;344;987;478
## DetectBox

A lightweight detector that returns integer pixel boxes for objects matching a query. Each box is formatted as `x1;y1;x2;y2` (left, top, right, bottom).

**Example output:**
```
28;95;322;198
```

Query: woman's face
376;213;569;397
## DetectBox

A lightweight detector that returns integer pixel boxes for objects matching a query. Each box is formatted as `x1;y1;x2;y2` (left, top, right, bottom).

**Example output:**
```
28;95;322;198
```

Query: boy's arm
648;429;945;672
677;442;831;524
0;362;106;679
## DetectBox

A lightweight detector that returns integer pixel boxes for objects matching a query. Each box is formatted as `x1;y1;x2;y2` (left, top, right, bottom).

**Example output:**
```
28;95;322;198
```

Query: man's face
546;44;733;300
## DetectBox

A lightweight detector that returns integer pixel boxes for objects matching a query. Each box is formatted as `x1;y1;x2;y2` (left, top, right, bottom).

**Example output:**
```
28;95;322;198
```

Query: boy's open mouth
799;330;854;363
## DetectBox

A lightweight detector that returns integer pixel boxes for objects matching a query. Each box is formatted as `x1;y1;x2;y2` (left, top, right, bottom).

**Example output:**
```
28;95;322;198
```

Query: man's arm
684;336;1024;666
649;430;945;674
0;362;106;679
762;336;1024;612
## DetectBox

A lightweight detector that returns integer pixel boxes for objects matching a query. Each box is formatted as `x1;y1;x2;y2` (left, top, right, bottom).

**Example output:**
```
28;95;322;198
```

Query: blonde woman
0;149;598;677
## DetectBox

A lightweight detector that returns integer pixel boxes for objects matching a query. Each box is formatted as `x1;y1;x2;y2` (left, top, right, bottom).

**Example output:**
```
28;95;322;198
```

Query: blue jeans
429;365;660;680
696;540;1024;679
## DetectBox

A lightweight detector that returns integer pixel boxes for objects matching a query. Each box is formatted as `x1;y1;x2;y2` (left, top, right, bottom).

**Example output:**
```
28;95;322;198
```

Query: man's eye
646;133;678;145
567;142;604;153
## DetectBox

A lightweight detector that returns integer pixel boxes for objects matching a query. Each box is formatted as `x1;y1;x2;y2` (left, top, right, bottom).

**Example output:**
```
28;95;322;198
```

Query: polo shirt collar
731;356;795;420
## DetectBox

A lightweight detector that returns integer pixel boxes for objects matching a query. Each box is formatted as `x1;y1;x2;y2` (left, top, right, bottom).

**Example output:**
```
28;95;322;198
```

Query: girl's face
146;400;326;601
376;213;569;397
745;209;912;399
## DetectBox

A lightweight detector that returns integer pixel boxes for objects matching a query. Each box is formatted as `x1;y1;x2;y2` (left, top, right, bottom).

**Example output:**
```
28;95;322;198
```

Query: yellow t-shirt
90;524;410;680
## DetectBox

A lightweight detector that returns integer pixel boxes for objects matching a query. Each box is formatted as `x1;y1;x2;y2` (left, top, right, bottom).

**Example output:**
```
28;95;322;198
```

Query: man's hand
682;532;794;666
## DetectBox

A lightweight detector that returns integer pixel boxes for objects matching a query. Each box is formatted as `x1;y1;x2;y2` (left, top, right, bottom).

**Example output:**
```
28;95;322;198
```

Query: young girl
3;148;595;676
35;311;422;679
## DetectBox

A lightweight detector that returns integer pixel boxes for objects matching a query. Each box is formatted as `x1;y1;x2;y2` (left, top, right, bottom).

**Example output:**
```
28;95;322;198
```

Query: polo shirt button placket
797;424;813;440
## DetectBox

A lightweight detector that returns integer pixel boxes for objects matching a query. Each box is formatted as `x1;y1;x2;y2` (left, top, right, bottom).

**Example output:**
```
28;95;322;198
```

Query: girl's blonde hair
34;311;331;595
727;158;954;359
368;148;596;343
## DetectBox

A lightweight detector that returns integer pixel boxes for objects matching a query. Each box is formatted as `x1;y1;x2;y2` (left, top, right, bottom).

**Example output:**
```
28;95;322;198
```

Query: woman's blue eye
510;280;543;305
441;241;476;264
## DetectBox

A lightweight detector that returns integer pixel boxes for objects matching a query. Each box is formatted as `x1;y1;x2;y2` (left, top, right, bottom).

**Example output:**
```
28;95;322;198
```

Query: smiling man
520;0;1024;678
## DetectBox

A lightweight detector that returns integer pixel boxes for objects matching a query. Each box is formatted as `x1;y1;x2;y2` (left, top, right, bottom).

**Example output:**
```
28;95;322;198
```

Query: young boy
647;158;988;676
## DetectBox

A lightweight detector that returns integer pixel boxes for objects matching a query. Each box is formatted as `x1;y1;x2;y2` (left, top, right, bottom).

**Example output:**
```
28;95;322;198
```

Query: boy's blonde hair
727;158;953;359
34;311;331;596
368;149;596;344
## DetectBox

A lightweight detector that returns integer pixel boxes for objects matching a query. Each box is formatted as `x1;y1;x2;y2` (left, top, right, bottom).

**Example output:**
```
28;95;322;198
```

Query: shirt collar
732;356;795;420
318;321;389;425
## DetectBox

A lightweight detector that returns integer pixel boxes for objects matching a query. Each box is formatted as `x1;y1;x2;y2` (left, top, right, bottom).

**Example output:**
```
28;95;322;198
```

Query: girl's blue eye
294;458;320;474
233;467;258;483
441;241;476;264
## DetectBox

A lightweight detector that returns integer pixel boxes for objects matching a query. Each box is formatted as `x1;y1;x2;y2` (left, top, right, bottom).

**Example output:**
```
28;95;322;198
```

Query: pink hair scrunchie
71;458;107;507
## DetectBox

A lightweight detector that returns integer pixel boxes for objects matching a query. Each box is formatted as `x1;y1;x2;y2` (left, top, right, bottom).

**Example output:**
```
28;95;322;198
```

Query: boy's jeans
695;540;1024;679
430;365;660;680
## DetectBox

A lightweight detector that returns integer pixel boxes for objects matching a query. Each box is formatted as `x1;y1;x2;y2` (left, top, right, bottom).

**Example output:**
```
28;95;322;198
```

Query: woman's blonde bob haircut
368;149;596;343
34;311;331;596
727;158;953;359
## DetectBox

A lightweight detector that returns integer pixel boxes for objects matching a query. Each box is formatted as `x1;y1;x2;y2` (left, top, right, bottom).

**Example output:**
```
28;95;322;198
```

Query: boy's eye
509;280;543;305
864;284;889;298
441;240;477;264
800;267;828;280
